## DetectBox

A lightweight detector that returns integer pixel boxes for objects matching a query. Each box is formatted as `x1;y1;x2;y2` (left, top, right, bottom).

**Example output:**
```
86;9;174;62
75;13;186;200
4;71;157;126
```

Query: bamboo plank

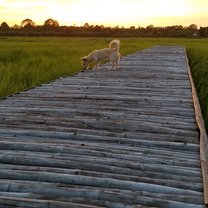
0;181;205;208
0;196;102;208
0;164;201;191
0;153;202;179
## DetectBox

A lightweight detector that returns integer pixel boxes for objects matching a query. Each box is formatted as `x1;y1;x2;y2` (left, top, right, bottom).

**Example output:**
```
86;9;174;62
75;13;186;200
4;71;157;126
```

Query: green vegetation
186;43;208;130
1;20;208;37
0;37;207;131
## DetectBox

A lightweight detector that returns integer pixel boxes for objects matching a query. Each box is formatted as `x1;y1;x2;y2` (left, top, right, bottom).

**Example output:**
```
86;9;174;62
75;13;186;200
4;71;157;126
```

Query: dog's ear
80;56;87;61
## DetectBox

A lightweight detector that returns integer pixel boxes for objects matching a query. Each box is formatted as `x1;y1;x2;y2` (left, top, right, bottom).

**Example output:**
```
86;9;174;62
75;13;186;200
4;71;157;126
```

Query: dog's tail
109;39;120;51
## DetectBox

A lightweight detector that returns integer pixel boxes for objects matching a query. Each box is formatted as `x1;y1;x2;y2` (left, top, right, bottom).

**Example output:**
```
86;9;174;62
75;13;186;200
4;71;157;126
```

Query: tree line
1;18;208;37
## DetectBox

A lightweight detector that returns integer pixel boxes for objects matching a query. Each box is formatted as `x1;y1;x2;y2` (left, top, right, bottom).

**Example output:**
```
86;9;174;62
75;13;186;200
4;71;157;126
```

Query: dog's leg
113;61;117;69
93;60;101;70
97;61;102;69
93;61;98;70
115;61;119;69
115;57;120;70
109;61;116;70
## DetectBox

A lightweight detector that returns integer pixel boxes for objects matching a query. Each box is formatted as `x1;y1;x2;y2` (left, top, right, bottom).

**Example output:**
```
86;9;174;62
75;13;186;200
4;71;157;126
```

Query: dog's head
80;56;89;70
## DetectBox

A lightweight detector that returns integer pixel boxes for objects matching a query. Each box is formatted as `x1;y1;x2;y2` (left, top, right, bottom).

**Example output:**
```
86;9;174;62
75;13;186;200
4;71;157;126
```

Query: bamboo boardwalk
0;46;207;208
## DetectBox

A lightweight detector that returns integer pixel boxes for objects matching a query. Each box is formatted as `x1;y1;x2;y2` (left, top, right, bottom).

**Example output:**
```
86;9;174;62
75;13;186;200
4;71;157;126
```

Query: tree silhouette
44;19;59;27
186;24;198;36
188;24;198;30
84;23;90;28
130;26;136;30
0;18;206;37
0;22;10;31
13;24;20;29
21;19;35;28
199;27;208;37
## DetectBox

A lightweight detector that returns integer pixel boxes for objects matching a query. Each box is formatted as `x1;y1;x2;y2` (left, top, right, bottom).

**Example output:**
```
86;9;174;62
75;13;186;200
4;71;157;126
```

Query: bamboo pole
0;196;102;208
0;169;203;197
0;180;205;208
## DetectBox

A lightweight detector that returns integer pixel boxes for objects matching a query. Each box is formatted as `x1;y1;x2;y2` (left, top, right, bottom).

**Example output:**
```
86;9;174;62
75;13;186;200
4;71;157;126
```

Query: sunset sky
0;0;208;27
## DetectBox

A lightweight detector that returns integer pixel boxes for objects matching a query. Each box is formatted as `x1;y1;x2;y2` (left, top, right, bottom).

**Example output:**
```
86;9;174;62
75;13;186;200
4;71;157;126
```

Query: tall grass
0;37;84;97
186;43;208;131
0;37;207;131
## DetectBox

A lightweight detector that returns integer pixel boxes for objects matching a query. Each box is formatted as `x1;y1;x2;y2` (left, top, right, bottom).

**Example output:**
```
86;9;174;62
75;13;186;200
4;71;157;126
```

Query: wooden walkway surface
0;46;207;207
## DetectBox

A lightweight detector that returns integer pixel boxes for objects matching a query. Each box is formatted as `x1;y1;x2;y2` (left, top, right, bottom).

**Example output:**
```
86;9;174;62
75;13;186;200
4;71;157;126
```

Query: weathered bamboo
0;169;203;198
0;164;201;191
0;132;198;163
0;46;205;207
0;196;103;208
0;153;202;179
0;196;161;208
0;126;199;145
0;158;201;183
0;180;205;208
0;139;200;165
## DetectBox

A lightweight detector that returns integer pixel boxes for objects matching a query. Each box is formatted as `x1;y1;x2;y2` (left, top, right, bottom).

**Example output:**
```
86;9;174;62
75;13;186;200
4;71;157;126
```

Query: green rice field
0;37;207;131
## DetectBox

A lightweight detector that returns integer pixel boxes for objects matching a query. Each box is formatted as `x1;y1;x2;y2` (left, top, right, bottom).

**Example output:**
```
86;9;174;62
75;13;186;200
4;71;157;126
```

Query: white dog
81;39;120;70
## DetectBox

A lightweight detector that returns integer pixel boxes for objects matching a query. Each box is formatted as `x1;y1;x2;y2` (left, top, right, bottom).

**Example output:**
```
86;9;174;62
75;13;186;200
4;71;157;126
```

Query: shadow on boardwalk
0;46;207;207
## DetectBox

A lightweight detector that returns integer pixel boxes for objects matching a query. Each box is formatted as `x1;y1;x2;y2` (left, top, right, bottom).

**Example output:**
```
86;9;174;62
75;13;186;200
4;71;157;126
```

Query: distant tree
145;25;155;36
188;24;198;30
21;18;35;28
13;24;20;29
84;22;90;28
0;22;10;30
186;24;198;36
0;21;202;37
129;26;135;30
199;27;208;37
146;24;154;29
93;25;102;32
44;18;59;27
